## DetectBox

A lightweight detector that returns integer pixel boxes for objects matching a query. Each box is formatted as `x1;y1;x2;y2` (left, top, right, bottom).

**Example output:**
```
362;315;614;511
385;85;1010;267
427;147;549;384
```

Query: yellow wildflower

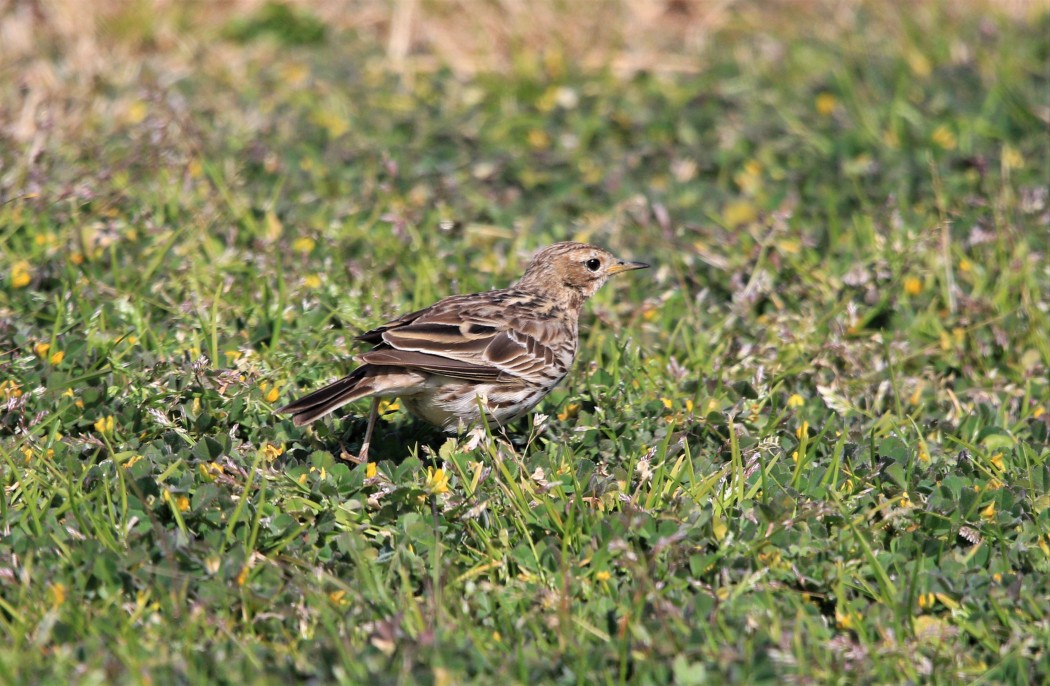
304;274;322;289
557;403;580;421
918;592;935;609
1002;145;1024;170
94;415;115;437
904;277;922;296
312;110;348;138
49;350;64;364
365;462;377;479
124;100;148;125
34;342;50;358
263;443;285;461
723;199;757;228
906;49;932;77
734;160;763;195
199;462;224;481
527;129;550;150
176;495;190;512
292;236;316;254
378;398;400;414
989;453;1004;471
0;380;22;398
423;467;450;495
815;92;837;116
835;607;858;631
795;421;809;439
931;125;957;150
786;394;805;408
595;570;611;583
10;261;31;288
49;582;66;607
259;381;280;403
980;501;996;520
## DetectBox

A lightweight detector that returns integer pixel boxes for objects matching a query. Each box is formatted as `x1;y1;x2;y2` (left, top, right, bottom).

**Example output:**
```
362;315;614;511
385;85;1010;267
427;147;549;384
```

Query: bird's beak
608;260;650;275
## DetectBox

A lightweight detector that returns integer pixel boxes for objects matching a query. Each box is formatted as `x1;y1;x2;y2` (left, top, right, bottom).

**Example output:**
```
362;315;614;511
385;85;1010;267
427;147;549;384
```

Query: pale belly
400;377;561;433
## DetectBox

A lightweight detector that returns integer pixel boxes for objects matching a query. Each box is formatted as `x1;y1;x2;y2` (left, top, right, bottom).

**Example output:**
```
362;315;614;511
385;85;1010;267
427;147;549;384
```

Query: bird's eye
585;258;601;271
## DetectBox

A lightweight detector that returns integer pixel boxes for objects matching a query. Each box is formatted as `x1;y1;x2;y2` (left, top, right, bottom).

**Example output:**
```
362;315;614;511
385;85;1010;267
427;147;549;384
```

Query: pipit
278;242;648;462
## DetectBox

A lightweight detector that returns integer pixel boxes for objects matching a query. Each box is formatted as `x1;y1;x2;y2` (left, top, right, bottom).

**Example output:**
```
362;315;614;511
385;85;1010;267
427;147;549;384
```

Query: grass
1;1;1048;683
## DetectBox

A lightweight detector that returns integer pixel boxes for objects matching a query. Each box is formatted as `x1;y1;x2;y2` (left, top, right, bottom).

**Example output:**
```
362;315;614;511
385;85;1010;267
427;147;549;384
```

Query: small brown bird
278;242;648;462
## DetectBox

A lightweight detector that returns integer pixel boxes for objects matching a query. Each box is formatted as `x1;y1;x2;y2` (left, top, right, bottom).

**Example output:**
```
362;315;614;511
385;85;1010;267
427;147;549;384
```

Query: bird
277;241;649;462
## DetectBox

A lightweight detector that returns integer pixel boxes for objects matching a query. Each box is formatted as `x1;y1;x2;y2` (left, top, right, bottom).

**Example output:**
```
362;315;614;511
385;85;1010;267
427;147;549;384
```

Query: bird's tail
277;367;375;426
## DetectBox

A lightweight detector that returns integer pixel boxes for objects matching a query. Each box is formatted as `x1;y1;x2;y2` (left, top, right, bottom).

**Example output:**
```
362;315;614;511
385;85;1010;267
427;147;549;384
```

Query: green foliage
1;4;1048;684
222;2;327;46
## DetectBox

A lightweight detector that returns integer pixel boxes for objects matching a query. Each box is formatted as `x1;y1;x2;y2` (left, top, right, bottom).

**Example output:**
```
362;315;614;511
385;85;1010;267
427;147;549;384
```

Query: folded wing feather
354;293;559;383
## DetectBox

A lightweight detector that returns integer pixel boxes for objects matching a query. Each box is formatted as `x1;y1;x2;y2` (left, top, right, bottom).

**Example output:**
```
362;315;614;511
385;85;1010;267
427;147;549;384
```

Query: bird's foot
338;438;369;464
338;449;368;464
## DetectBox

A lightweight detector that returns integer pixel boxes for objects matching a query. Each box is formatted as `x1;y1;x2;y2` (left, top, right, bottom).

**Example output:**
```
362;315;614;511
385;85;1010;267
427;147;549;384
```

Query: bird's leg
356;397;381;464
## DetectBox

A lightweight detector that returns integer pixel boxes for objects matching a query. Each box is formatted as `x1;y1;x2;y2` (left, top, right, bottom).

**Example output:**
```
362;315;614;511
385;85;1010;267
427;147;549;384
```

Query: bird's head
515;242;649;304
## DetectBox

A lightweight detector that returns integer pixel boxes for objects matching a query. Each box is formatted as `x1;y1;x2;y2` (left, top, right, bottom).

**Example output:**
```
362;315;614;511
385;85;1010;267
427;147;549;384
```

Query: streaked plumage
278;242;648;461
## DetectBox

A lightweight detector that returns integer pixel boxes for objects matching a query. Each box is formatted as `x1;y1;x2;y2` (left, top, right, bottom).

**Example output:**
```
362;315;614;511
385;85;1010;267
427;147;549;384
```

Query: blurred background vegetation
1;0;1047;684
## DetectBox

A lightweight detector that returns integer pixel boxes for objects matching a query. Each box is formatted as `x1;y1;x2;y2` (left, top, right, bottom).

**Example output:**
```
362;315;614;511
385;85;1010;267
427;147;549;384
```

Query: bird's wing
355;291;569;383
357;348;503;381
354;305;434;344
